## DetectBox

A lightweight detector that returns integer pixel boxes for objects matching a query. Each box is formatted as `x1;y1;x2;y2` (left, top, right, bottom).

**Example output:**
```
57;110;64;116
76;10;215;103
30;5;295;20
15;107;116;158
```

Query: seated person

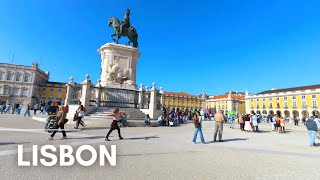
121;113;128;127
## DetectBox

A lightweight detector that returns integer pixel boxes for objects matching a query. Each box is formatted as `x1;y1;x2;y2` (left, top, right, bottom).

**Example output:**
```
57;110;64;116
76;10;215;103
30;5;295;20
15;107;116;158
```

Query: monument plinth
98;43;140;89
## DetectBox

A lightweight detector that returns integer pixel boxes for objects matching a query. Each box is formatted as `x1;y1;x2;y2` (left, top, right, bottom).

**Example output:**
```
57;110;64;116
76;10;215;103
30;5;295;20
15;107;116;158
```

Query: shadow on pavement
0;142;30;146
125;135;159;140
206;138;249;144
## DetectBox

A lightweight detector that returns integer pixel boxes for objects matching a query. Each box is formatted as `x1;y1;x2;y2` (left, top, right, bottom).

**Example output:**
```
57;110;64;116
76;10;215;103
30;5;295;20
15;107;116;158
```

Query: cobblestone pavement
0;114;319;180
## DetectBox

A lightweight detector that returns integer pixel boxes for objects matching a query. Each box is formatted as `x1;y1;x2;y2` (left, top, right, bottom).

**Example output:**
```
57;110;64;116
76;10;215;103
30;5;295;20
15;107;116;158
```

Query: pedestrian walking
47;106;67;140
229;115;235;129
24;103;31;117
74;102;86;129
239;114;245;131
105;108;123;141
33;104;38;115
192;111;205;144
252;113;259;133
294;116;298;126
213;110;224;142
244;114;251;132
305;116;318;147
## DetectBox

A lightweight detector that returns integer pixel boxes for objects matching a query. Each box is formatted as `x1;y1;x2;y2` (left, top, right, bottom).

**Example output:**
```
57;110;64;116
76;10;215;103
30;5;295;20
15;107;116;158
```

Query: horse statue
108;17;139;48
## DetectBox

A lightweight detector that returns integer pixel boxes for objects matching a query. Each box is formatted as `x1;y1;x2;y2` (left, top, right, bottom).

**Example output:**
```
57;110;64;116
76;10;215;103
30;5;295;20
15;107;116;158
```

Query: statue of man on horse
108;9;138;48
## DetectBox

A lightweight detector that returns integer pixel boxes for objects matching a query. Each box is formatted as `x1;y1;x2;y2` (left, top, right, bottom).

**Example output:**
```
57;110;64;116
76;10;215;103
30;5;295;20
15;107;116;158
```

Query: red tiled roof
163;92;196;97
257;84;320;95
209;94;245;100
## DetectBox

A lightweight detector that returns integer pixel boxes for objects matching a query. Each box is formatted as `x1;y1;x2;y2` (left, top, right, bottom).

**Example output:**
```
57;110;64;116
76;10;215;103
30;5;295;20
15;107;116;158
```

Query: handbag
63;119;69;124
193;118;199;128
73;114;78;121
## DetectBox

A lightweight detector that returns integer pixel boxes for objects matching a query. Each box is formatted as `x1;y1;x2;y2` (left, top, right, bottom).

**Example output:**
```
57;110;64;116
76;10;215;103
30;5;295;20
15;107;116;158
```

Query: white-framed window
292;96;296;100
312;101;317;108
302;101;307;108
24;74;30;82
284;97;288;100
263;98;265;102
15;74;21;81
292;101;297;108
269;103;272;108
13;87;19;96
284;102;288;108
7;72;13;81
312;95;317;99
263;103;266;108
49;88;54;99
21;89;27;97
302;95;306;99
269;98;272;101
276;97;280;100
3;86;10;95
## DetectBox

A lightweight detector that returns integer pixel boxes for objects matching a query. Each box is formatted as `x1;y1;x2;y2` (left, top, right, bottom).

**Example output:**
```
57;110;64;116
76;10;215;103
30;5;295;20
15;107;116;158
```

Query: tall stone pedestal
98;43;140;89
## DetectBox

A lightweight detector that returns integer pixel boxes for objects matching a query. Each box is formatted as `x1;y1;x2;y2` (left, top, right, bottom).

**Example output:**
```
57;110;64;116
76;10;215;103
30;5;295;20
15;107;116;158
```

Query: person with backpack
192;111;205;144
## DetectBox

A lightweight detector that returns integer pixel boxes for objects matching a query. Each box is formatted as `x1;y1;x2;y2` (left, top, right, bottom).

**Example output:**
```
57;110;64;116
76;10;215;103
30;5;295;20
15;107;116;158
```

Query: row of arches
251;110;319;118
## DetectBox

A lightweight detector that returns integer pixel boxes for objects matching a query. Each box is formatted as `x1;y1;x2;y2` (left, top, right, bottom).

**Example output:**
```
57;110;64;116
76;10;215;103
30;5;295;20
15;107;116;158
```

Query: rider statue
120;9;131;35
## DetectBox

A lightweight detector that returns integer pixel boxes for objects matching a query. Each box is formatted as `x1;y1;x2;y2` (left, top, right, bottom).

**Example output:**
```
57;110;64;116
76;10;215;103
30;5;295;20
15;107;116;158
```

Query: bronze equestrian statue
108;9;139;48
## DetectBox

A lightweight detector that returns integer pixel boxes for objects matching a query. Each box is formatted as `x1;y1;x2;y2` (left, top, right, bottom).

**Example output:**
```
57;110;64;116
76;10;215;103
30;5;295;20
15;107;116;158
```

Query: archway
312;110;319;117
301;110;309;118
284;110;290;118
269;110;274;116
262;110;267;115
251;110;255;114
276;110;282;117
256;110;261;115
292;110;299;118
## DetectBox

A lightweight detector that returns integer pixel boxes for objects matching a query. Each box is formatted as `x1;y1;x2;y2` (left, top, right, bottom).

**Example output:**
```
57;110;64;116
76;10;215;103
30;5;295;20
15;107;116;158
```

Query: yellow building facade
206;91;246;115
245;84;320;118
162;92;205;111
38;82;67;105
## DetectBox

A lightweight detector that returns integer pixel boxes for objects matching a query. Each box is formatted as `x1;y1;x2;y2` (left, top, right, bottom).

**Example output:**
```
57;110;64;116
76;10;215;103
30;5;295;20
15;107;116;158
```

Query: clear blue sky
0;0;320;95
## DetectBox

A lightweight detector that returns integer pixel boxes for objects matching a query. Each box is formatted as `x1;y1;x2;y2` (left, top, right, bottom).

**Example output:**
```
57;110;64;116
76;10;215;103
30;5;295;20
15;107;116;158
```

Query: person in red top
275;117;281;134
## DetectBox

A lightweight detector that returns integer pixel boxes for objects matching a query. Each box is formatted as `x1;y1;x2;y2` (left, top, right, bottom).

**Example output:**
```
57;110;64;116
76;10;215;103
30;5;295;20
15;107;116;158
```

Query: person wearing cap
305;116;318;147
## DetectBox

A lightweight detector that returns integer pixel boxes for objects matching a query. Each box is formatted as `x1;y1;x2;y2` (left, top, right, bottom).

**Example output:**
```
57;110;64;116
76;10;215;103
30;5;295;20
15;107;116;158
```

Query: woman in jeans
105;108;123;141
192;111;205;144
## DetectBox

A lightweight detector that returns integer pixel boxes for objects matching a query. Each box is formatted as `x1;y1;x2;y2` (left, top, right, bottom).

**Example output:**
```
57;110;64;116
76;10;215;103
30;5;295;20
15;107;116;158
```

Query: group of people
0;103;45;116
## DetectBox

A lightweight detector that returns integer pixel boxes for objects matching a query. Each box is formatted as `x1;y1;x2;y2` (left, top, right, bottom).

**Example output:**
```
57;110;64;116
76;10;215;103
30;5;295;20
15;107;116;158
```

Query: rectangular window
293;102;297;108
302;101;307;108
4;87;9;95
312;101;317;108
263;103;266;109
269;98;272;101
276;97;279;100
15;74;21;81
284;102;288;108
284;97;288;100
24;75;29;82
13;88;19;96
312;95;317;99
302;95;306;99
7;72;12;81
263;98;265;102
269;103;272;108
292;96;296;100
21;89;27;96
49;88;54;99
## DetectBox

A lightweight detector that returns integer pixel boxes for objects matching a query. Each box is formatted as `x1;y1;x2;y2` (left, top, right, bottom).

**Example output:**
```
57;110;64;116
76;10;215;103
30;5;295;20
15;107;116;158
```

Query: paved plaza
0;114;320;180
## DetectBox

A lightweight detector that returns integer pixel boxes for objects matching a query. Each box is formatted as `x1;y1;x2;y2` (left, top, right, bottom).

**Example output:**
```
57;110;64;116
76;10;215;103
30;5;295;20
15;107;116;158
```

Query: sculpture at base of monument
108;9;139;48
107;60;132;84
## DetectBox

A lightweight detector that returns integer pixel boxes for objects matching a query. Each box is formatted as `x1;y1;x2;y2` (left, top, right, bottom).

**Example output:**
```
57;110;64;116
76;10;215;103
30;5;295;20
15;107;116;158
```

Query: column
80;74;92;108
138;84;144;109
64;77;75;105
148;82;157;119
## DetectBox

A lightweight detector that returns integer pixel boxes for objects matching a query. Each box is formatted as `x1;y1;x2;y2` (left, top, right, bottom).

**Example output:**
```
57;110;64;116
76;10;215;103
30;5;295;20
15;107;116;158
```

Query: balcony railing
312;106;318;109
284;106;289;109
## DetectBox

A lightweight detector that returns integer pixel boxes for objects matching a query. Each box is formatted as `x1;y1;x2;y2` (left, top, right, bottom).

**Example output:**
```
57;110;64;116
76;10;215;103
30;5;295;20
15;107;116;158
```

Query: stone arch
262;110;267;115
256;110;261;115
284;110;290;118
312;110;319;117
269;110;274;115
276;110;282;117
301;110;309;118
292;110;299;118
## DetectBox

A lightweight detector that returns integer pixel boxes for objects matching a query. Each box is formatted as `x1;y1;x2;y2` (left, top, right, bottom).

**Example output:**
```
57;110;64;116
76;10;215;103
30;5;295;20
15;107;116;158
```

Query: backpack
193;117;199;128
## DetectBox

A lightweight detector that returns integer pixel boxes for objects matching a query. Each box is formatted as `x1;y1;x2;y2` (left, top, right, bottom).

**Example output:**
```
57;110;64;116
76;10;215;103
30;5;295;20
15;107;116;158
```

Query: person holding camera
192;111;205;144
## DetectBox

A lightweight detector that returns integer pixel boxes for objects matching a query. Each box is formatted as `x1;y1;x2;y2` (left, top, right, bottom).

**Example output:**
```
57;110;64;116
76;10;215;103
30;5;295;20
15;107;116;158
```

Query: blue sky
0;0;320;95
